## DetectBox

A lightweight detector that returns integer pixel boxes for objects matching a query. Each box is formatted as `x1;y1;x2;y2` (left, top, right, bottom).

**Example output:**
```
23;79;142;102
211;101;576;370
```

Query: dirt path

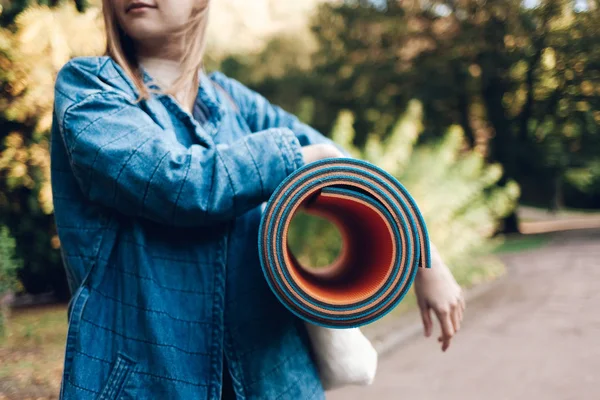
328;228;600;400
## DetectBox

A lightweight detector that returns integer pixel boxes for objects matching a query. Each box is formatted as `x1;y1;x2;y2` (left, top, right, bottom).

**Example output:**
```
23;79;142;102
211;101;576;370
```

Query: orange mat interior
284;189;397;305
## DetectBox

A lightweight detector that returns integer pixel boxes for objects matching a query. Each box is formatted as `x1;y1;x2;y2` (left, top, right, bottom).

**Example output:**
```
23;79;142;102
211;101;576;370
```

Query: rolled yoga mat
258;158;431;328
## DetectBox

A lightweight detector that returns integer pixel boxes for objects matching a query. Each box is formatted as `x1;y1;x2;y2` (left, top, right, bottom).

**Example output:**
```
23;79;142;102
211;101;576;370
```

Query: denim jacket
51;56;337;399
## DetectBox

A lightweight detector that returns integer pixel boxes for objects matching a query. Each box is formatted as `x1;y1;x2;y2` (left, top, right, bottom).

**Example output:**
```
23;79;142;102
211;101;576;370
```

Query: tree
304;0;600;224
289;103;519;286
0;3;103;298
0;0;89;26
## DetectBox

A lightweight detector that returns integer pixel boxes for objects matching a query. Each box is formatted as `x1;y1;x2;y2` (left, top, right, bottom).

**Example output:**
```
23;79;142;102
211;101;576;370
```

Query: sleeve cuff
271;128;306;175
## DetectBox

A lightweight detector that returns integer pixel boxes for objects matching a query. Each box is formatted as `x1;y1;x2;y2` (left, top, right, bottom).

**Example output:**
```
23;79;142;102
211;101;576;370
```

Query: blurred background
0;0;598;399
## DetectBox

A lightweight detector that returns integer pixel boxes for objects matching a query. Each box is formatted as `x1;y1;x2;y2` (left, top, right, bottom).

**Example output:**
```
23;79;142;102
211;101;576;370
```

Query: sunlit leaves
0;3;104;218
329;104;519;269
0;3;103;297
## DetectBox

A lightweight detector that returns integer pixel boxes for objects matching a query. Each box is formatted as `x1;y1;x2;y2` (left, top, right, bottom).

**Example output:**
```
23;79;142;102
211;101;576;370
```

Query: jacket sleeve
212;72;350;155
53;64;305;227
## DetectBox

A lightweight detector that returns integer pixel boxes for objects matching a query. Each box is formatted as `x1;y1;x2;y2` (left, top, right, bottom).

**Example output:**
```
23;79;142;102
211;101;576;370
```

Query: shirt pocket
96;353;136;400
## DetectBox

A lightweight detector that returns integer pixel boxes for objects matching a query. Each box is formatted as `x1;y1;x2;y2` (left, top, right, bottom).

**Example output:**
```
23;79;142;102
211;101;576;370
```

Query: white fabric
305;323;378;391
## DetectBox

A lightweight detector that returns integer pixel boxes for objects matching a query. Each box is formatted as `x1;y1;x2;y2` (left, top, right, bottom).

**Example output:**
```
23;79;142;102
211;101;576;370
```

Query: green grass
494;234;551;254
0;304;67;398
520;203;600;215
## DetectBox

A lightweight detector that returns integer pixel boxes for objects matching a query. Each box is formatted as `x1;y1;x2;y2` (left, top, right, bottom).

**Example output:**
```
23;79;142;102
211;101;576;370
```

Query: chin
123;20;165;41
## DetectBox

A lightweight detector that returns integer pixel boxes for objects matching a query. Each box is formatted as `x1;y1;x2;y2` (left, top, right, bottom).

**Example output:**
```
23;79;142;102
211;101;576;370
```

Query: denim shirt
51;56;337;399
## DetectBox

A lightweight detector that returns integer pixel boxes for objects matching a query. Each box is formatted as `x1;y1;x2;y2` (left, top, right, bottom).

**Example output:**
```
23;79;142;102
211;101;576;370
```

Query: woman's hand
414;245;465;352
301;144;345;164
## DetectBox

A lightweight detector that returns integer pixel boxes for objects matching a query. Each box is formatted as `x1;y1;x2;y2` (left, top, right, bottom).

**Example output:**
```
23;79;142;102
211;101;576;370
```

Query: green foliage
0;226;20;296
287;213;344;269
0;0;89;27
228;0;600;211
288;103;519;285
0;0;597;298
494;234;551;254
0;225;22;337
0;3;103;298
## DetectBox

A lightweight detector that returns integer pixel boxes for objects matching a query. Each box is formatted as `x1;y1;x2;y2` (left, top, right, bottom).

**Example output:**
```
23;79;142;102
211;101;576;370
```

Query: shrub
288;101;520;287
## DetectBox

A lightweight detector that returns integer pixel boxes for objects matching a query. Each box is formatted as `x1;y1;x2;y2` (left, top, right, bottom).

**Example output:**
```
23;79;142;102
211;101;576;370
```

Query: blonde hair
102;0;210;100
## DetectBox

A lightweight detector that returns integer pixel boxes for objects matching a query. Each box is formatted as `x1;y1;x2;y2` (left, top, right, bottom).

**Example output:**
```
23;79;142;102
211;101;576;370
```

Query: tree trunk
477;16;523;234
551;173;564;212
457;79;476;147
501;211;520;234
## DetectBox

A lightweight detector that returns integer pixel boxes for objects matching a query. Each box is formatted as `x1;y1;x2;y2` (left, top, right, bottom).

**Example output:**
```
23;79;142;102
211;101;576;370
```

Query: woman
51;0;465;398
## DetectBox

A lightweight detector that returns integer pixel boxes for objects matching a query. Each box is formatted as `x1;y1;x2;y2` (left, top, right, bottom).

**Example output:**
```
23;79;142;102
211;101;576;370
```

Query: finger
451;304;461;333
437;335;452;351
459;293;466;311
441;335;451;352
435;308;454;352
419;305;433;337
435;307;455;339
437;337;452;351
457;303;464;323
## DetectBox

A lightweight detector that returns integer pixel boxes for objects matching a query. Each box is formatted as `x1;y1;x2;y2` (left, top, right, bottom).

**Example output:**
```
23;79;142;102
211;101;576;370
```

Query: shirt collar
140;67;225;133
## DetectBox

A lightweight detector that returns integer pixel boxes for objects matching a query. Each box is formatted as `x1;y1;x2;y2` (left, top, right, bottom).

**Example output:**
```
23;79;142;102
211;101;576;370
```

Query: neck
138;55;198;113
138;56;183;88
